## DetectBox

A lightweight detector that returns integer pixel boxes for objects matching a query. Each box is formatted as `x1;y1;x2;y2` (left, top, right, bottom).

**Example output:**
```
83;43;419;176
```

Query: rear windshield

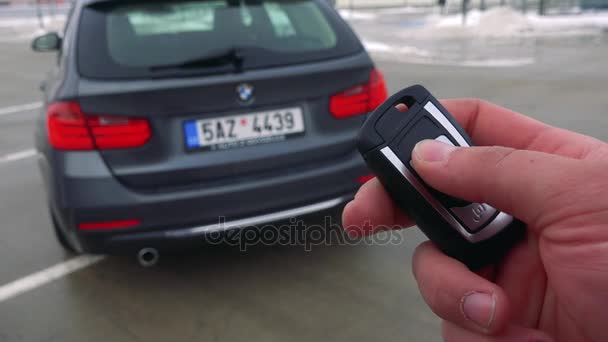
77;0;362;79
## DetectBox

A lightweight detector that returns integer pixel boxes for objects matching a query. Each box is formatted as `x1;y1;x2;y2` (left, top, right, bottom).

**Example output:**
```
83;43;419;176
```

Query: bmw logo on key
236;83;254;104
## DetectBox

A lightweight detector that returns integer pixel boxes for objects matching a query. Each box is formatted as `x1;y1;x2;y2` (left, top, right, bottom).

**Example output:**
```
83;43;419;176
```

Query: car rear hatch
74;0;385;190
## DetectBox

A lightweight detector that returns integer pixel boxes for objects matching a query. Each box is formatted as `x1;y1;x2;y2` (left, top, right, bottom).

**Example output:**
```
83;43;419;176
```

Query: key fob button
358;85;526;268
435;135;454;145
450;203;498;233
428;135;471;208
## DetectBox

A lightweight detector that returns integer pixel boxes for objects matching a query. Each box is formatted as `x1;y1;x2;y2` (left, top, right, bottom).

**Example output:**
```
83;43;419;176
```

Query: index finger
441;99;604;159
342;178;413;237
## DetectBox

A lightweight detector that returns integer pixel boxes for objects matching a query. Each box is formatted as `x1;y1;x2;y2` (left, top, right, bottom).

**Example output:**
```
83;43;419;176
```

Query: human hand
342;99;608;341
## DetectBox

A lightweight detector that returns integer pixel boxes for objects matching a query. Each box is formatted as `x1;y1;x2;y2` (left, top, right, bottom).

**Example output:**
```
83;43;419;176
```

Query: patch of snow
477;8;532;36
363;39;533;68
434;9;482;28
0;15;66;28
427;8;532;37
363;40;432;57
0;16;65;41
338;7;608;68
457;58;535;67
397;45;433;57
363;40;393;52
376;7;430;15
528;11;608;30
371;53;535;68
427;8;608;37
338;9;377;20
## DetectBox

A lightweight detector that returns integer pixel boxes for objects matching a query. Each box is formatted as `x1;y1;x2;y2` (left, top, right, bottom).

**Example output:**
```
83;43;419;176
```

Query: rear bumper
40;150;367;254
82;196;350;254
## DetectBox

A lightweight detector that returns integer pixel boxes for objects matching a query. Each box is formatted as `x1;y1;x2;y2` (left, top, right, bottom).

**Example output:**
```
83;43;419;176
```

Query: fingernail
413;140;456;163
461;292;496;331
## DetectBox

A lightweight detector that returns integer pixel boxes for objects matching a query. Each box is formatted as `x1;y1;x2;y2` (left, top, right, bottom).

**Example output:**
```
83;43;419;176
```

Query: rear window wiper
148;48;244;72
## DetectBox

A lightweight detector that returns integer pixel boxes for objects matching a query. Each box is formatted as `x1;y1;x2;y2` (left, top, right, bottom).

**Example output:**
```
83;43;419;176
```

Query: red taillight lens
368;68;389;110
78;219;141;231
330;84;369;119
87;115;151;150
47;101;151;150
329;68;388;119
357;174;375;184
47;102;95;150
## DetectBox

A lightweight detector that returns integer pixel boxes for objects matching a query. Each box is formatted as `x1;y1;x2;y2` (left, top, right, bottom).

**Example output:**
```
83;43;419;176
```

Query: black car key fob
357;85;525;269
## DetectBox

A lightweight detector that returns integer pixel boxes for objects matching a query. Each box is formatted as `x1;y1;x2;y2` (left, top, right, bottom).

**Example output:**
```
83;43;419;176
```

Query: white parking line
0;255;106;303
0;102;42;117
0;149;37;164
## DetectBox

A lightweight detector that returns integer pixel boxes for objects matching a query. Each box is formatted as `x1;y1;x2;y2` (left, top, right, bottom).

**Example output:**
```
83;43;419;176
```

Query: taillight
357;174;375;184
368;68;388;110
78;219;141;231
47;101;151;150
87;115;151;149
47;102;95;150
330;68;388;119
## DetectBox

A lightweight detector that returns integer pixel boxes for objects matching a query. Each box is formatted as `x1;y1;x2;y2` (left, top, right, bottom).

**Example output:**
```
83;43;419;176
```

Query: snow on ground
408;7;608;37
351;7;608;67
455;58;535;67
363;39;535;67
343;6;608;37
362;38;535;68
423;8;533;37
0;15;65;42
362;40;432;57
338;9;378;20
0;15;65;28
528;10;608;30
339;6;430;20
375;6;432;15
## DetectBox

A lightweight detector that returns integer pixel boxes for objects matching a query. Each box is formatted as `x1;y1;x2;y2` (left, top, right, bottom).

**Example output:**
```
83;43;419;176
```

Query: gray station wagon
32;0;387;265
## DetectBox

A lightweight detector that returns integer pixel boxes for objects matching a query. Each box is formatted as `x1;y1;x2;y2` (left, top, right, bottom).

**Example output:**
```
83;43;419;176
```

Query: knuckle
447;145;521;209
491;147;520;168
412;249;448;314
447;145;515;175
421;274;455;318
425;276;447;315
466;146;522;173
472;98;488;112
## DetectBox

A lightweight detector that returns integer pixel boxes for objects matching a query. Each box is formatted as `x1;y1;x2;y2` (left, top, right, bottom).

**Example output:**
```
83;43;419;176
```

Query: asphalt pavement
0;16;607;342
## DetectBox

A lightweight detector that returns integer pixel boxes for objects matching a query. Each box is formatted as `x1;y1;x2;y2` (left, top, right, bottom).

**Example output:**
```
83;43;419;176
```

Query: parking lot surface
0;11;607;341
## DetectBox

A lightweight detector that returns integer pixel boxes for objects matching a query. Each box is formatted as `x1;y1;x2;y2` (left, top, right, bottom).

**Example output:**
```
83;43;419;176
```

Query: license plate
184;107;305;151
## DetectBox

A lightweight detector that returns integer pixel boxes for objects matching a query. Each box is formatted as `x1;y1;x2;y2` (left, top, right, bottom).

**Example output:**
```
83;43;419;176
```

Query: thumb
411;139;581;228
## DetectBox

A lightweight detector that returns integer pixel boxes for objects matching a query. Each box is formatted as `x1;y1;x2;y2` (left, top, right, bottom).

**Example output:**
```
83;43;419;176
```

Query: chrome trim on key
424;102;470;147
380;146;512;243
450;203;497;233
435;135;455;146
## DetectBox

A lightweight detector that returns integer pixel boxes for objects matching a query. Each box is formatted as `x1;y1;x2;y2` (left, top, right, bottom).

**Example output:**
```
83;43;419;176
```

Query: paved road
0;18;607;342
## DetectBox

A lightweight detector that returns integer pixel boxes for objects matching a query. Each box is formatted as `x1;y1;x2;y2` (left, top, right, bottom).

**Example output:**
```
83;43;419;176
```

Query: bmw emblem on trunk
236;83;254;103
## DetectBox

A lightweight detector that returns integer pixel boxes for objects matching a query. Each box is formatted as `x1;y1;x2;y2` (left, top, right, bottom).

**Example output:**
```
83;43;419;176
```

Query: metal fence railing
336;0;608;14
336;0;436;8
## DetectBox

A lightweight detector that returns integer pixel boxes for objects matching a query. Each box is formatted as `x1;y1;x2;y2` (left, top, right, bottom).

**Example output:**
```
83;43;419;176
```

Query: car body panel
35;0;375;254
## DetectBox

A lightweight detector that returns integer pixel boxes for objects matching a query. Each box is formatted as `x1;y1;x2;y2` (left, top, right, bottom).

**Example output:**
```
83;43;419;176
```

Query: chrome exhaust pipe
137;248;159;267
